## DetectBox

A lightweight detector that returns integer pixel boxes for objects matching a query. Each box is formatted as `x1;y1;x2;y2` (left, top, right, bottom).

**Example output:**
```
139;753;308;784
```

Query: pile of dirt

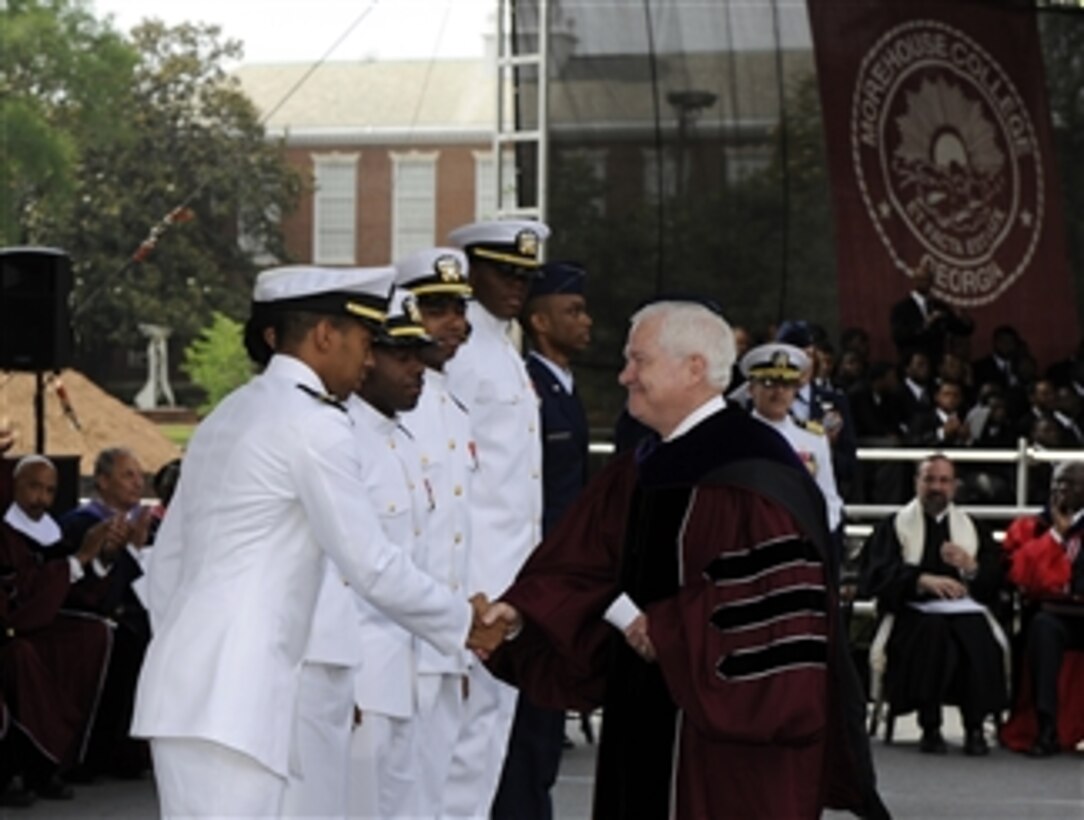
0;369;182;476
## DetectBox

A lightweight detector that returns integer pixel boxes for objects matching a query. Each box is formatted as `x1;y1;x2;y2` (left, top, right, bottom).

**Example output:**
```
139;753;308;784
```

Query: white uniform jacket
401;369;475;676
350;396;433;718
751;410;844;531
444;303;542;597
132;355;471;777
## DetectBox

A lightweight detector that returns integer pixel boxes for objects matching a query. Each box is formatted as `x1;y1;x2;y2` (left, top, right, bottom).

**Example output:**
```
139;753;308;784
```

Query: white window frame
390;150;438;261
312;152;359;264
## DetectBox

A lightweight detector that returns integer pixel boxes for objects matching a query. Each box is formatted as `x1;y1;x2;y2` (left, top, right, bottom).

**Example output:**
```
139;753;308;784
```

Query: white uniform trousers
441;664;518;819
152;737;285;819
414;673;468;816
348;712;418;819
282;662;356;818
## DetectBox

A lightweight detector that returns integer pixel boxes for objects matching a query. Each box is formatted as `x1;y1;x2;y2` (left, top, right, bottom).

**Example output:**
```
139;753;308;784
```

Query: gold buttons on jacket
453;485;463;496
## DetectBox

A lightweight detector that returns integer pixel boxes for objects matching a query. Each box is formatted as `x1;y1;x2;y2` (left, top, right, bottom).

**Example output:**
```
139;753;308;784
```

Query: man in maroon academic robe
484;300;887;819
0;456;114;799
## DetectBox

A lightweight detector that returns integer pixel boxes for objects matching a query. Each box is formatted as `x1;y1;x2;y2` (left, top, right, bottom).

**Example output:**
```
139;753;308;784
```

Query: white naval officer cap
376;287;434;348
740;342;809;384
251;265;396;329
393;247;472;300
447;219;551;276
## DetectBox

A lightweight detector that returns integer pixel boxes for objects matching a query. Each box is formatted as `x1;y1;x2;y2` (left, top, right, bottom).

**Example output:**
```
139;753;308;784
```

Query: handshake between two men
465;594;522;659
464;594;657;663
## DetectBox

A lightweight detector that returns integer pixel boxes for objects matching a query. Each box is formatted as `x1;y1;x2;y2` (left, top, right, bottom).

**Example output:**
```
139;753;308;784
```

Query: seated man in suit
908;380;972;447
860;454;1007;755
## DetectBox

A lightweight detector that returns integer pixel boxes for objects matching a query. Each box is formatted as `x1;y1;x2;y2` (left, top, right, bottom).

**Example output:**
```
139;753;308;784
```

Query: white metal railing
590;437;1084;511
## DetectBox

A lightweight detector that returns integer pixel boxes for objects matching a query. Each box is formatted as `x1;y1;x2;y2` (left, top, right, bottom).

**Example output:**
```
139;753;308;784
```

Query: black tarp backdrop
509;0;1084;429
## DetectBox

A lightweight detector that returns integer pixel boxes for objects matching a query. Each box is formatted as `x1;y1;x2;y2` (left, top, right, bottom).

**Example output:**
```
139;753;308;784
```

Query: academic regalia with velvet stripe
488;405;885;819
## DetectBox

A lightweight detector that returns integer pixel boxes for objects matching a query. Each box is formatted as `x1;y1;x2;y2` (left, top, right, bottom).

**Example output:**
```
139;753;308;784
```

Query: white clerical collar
3;502;62;547
665;395;726;442
528;351;574;394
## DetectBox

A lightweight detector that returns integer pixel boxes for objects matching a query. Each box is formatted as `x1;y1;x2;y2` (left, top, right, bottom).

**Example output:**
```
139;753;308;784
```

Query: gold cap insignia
434;254;464;283
516;229;540;260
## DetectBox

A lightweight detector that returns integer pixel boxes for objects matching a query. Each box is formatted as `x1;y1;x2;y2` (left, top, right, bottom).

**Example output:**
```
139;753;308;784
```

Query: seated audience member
860;455;1007;755
0;456;115;803
58;447;153;779
1025;418;1072;506
964;388;1017;503
973;325;1025;392
1017;379;1077;444
811;338;836;390
899;351;934;432
1001;463;1084;756
851;363;907;444
1045;336;1084;390
1053;387;1084;446
833;348;868;394
850;362;909;504
936;352;975;406
840;326;871;362
908;380;971;447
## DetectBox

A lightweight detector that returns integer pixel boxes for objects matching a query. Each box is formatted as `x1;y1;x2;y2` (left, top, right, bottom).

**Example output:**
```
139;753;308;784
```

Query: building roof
235;49;815;146
234;59;495;144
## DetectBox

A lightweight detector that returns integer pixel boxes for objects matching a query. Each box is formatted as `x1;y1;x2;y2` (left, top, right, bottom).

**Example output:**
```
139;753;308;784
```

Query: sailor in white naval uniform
743;342;844;533
131;266;476;819
396;247;477;815
278;266;401;819
443;220;548;817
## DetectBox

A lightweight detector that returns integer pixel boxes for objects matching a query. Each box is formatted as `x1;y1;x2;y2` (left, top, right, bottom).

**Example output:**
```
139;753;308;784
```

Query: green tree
0;0;136;243
181;311;252;414
53;18;302;356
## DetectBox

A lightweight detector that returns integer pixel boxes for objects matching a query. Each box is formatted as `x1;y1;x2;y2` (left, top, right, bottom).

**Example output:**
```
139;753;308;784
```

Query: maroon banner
807;0;1077;367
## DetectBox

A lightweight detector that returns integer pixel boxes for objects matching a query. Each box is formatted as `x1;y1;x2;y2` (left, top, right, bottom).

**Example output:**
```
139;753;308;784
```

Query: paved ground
5;712;1082;818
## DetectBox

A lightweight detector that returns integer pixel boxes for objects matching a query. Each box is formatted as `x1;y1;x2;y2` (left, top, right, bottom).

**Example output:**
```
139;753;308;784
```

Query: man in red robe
1002;461;1084;756
484;300;886;819
0;456;114;801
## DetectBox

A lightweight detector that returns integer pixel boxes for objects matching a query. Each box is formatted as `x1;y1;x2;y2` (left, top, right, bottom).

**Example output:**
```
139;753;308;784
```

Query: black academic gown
860;510;1007;728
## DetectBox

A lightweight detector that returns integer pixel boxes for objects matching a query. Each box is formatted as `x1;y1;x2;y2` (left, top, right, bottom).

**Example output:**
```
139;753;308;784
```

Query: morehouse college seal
851;19;1043;307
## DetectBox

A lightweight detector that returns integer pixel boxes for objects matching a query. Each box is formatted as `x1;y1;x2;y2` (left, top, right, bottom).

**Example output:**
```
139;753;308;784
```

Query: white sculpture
134;323;176;410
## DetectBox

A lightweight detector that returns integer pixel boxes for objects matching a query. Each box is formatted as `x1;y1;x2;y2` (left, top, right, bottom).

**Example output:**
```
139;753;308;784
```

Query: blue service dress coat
525;353;590;537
